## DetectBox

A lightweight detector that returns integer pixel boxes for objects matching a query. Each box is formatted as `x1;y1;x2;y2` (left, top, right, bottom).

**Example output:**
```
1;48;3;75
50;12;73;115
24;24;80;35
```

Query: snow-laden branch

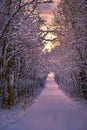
0;0;37;39
41;30;72;42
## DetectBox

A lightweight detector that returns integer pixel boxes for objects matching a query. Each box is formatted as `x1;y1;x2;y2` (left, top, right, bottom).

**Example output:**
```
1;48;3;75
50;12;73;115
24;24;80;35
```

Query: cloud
40;13;53;24
39;3;53;13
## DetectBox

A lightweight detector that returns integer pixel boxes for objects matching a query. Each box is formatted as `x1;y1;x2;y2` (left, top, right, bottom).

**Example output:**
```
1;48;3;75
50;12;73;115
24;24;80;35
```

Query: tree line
0;0;87;109
0;0;49;109
52;0;87;99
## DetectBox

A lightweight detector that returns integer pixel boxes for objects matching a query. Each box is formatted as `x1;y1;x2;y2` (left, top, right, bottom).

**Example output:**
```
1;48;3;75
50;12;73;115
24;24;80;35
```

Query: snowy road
1;76;87;130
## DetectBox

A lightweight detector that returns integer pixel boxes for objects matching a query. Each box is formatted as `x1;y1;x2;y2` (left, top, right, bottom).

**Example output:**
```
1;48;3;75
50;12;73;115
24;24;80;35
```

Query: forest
0;0;87;109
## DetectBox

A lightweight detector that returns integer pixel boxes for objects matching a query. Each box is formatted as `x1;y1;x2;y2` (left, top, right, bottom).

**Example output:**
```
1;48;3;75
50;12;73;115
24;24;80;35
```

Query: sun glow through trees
40;25;60;52
39;0;61;52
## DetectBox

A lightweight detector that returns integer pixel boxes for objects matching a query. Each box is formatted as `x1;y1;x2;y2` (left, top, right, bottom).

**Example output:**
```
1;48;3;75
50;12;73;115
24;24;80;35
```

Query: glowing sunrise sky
39;0;60;25
39;0;61;52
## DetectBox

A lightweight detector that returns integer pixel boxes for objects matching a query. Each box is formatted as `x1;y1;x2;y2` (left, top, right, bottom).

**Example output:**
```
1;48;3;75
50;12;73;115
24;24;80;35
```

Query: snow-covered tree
53;0;87;99
0;0;52;108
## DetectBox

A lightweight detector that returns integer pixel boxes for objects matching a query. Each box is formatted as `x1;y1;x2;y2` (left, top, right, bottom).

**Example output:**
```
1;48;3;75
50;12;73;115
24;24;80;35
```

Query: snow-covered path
1;76;87;130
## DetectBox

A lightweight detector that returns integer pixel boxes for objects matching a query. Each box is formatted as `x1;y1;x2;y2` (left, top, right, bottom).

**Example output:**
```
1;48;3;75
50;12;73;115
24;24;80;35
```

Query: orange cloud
40;13;53;25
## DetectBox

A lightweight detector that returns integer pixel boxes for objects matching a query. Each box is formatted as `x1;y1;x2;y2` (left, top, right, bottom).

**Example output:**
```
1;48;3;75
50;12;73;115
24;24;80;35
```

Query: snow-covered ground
0;76;87;130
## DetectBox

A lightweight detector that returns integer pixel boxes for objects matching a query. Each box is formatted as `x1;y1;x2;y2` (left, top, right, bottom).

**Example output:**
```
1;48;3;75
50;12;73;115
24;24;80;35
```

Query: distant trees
1;0;87;108
53;0;87;99
0;0;49;108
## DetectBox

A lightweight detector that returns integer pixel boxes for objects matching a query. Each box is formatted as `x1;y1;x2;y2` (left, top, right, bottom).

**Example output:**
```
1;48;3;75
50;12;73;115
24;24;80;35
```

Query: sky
38;0;60;52
39;0;60;25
